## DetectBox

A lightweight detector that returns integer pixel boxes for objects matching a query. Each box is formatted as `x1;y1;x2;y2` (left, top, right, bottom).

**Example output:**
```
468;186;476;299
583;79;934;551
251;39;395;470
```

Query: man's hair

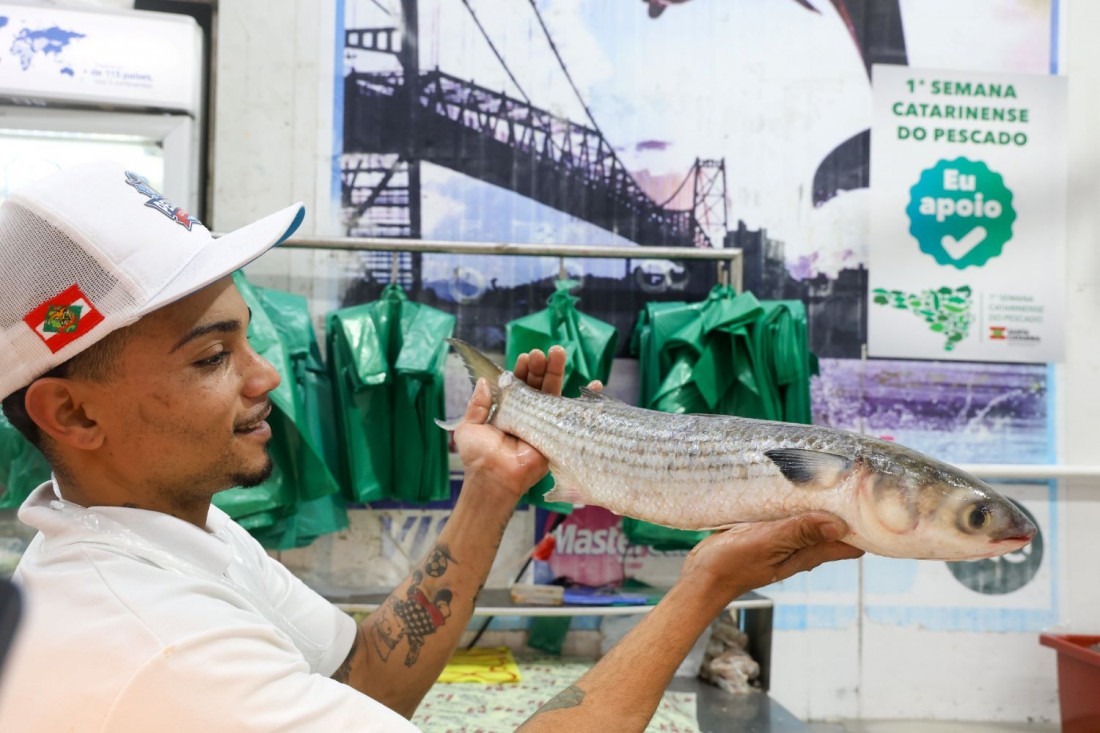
1;329;132;449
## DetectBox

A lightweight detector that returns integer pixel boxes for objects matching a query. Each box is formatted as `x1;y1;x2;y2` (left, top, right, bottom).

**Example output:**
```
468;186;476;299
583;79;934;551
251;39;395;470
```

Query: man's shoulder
16;532;277;643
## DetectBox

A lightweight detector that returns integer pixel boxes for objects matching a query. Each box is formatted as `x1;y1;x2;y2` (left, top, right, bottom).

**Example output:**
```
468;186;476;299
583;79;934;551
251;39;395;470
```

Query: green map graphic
873;285;973;351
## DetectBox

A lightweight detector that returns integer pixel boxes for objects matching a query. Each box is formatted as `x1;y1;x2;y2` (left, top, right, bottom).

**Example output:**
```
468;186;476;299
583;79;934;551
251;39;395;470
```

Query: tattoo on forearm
518;685;586;728
423;544;454;578
367;543;458;667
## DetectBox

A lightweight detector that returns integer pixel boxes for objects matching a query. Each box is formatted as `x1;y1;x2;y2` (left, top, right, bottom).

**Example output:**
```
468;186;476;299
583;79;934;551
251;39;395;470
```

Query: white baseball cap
0;161;305;401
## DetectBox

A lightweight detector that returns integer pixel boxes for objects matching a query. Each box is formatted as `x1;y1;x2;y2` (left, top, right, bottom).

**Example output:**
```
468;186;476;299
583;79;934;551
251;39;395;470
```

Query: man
0;162;862;731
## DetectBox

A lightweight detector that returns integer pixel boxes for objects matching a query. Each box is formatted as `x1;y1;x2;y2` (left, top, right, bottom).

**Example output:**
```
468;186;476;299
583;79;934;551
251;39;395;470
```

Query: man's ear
22;378;104;451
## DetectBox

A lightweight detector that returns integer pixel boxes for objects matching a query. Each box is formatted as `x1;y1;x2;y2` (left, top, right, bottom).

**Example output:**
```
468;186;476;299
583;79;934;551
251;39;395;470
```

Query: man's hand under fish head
453;345;603;502
681;513;864;602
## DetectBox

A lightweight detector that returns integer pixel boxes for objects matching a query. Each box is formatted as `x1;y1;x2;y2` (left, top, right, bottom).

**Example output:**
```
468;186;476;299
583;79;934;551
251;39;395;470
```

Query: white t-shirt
0;481;420;732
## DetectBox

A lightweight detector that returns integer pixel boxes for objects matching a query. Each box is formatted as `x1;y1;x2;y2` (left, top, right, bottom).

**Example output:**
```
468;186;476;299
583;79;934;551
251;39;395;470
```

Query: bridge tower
341;0;421;290
692;158;728;249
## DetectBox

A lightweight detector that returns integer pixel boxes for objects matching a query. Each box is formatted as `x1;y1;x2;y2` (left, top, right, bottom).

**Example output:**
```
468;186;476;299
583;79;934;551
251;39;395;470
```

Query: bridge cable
460;0;531;103
368;0;393;16
655;163;696;209
526;0;599;129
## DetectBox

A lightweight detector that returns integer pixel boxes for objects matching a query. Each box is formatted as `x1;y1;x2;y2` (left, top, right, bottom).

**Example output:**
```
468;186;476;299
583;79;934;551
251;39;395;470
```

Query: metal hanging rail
957;464;1100;480
277;235;744;290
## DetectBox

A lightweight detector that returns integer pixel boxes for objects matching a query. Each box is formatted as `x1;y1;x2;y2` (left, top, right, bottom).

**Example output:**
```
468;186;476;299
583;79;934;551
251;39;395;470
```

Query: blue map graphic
5;20;86;73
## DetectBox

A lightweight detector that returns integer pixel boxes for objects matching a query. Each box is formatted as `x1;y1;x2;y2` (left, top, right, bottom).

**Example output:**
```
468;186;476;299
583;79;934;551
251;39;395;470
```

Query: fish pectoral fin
577;386;619;403
542;477;587;506
764;448;854;489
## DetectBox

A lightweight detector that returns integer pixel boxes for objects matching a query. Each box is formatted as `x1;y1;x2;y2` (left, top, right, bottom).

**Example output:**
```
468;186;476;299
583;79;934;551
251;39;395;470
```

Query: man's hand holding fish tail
341;347;575;718
451;346;574;503
517;515;863;732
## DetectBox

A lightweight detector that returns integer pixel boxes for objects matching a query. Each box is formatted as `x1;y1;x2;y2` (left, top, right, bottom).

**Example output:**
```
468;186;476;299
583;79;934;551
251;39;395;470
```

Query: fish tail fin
437;339;507;432
447;337;505;399
433;416;463;432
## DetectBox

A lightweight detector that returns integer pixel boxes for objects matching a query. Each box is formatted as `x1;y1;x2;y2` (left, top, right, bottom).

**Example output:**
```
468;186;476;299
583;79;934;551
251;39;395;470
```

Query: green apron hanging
505;280;618;511
328;294;394;503
393;295;456;503
328;283;455;504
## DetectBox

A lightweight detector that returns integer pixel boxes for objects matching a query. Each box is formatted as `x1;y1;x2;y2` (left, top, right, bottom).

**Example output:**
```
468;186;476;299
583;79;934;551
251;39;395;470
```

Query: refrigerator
0;1;204;211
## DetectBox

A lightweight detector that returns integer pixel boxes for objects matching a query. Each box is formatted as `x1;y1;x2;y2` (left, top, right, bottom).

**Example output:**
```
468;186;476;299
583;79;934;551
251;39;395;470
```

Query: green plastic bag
754;300;816;425
505;280;618;511
328;284;455;504
626;287;815;550
0;413;51;508
526;615;572;655
327;295;394;503
506;280;618;397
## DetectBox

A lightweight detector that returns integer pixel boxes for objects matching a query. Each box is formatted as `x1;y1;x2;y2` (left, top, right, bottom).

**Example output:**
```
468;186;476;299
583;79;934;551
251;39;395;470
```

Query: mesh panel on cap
0;200;140;348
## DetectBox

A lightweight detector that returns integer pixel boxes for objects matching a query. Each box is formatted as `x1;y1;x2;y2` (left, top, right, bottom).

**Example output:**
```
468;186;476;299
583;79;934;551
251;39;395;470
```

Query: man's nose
244;349;281;396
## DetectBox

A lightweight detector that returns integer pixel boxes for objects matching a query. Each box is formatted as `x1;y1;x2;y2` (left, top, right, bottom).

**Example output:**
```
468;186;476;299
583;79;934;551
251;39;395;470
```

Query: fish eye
965;503;990;530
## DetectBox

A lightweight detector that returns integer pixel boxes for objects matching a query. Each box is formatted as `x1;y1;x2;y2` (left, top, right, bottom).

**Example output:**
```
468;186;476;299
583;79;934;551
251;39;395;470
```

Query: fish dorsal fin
578;386;617;402
765;449;854;489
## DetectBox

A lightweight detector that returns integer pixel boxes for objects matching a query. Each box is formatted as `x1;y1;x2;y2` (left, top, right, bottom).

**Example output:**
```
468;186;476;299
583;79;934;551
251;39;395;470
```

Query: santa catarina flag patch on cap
23;284;105;354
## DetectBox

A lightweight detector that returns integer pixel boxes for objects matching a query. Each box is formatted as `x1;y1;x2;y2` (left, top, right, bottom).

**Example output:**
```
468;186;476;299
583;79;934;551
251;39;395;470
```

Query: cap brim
141;202;305;315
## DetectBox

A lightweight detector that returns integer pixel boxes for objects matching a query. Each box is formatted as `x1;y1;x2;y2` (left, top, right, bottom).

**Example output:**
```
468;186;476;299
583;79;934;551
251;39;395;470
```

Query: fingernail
822;521;846;541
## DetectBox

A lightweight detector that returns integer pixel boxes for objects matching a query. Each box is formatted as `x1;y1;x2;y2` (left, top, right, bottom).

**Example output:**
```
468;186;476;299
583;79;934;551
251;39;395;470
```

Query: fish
445;338;1037;560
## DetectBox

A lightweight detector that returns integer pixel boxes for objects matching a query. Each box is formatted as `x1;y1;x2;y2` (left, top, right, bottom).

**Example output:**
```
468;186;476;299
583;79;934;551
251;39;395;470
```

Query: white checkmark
941;226;988;260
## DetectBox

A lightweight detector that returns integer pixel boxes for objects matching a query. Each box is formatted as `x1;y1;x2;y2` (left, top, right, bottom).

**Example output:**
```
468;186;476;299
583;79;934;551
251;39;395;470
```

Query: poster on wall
868;65;1067;362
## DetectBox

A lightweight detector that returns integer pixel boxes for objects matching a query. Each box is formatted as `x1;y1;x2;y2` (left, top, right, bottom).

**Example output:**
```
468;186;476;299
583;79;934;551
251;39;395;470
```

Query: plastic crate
1040;633;1100;733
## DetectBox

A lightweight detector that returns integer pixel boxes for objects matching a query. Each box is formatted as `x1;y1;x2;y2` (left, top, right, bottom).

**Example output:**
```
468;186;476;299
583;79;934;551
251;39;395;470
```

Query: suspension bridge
340;0;727;262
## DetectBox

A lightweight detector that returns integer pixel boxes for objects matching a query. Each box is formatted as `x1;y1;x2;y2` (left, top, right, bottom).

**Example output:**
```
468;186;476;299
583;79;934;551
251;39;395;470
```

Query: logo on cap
23;284;105;354
124;171;201;231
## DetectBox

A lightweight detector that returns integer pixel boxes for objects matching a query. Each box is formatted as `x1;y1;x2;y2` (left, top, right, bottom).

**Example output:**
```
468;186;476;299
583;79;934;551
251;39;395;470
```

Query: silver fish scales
448;339;1036;560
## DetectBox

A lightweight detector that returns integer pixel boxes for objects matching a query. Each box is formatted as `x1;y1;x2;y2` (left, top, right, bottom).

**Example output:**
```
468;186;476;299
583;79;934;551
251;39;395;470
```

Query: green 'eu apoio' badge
906;157;1016;269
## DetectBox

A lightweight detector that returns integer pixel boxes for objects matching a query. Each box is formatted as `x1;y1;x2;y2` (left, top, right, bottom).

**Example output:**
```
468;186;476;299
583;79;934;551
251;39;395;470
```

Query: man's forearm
350;477;518;716
517;573;738;732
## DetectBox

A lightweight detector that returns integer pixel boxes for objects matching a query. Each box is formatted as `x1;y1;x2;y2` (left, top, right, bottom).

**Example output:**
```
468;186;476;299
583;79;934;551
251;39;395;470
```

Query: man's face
84;277;280;507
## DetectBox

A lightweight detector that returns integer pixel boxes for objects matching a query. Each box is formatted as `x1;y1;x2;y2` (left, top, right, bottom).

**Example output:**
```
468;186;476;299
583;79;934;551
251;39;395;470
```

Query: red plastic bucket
1040;633;1100;733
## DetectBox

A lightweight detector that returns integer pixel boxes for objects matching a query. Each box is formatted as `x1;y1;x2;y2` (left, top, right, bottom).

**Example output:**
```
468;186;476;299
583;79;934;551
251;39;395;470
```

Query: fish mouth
990;535;1034;552
989;513;1038;547
988;529;1036;552
972;530;1034;559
